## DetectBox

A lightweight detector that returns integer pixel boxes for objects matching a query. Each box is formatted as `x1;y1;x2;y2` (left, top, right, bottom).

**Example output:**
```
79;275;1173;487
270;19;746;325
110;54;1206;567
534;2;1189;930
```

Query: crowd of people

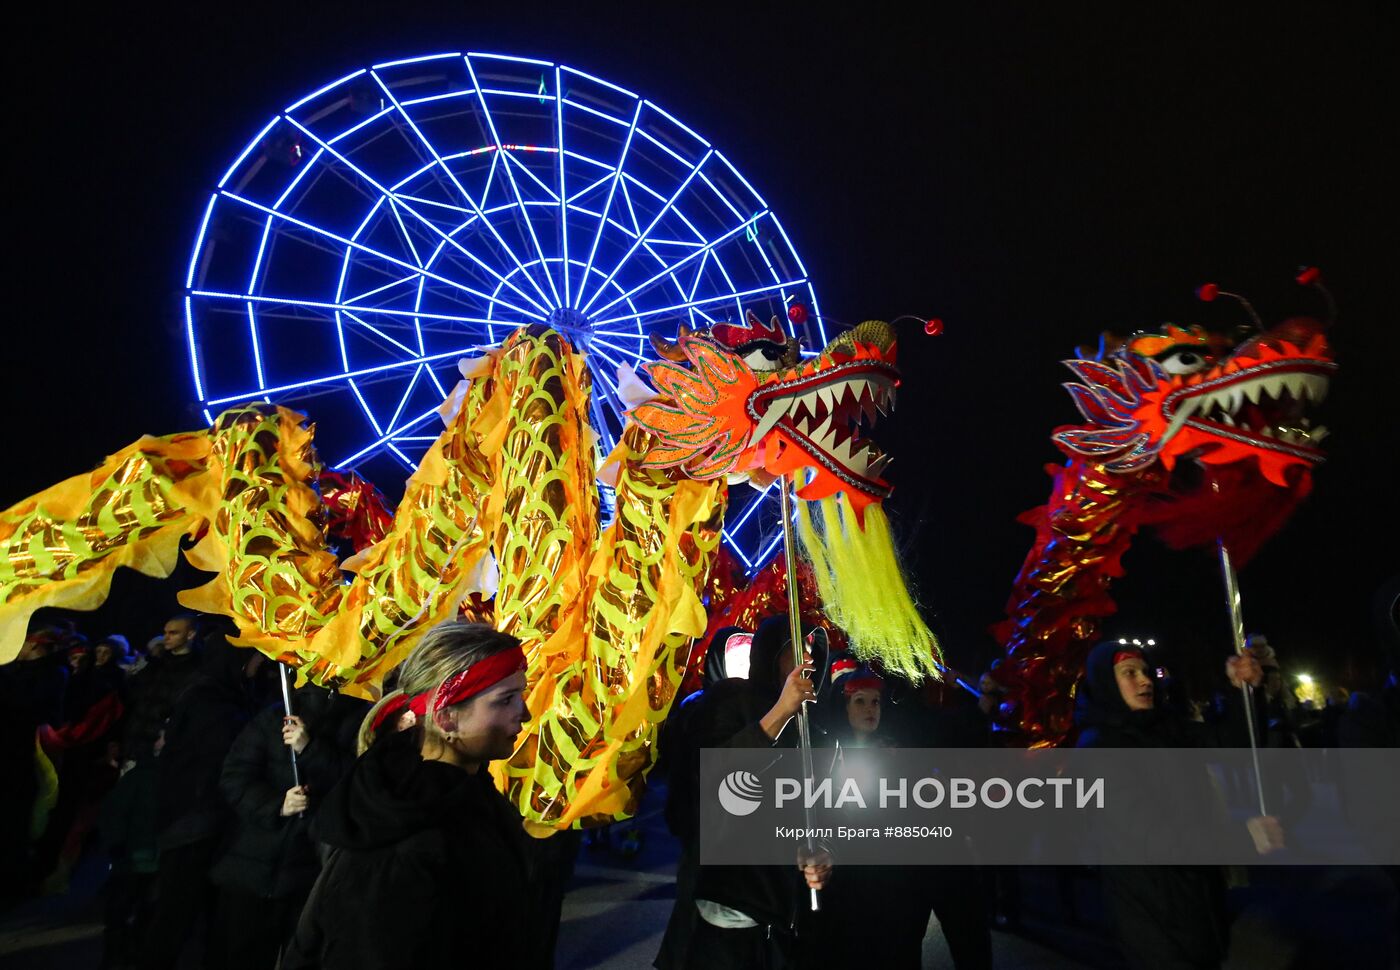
2;605;1397;969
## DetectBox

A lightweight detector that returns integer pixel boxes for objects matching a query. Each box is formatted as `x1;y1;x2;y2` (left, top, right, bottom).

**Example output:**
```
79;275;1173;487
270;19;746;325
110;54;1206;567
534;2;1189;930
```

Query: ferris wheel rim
183;50;828;569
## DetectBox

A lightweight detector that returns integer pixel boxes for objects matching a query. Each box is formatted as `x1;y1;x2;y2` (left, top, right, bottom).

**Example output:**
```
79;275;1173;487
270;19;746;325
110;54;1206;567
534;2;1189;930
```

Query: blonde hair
357;621;521;754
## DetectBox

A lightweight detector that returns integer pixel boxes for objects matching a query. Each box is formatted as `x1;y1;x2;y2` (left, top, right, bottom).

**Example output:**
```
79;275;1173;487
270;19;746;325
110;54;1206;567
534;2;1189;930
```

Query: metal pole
1217;538;1268;816
278;663;303;795
778;475;821;912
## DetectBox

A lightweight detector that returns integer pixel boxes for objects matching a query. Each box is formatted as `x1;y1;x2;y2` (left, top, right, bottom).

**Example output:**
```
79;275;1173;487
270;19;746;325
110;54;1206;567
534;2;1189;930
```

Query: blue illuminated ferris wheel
183;51;827;568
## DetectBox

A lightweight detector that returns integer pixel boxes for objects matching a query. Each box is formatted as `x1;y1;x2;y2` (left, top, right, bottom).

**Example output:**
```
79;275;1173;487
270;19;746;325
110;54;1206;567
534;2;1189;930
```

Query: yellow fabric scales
1;318;940;830
0;328;721;830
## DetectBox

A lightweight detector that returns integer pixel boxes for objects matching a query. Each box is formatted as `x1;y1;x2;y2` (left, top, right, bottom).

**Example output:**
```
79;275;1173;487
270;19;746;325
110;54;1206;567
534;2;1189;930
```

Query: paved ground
1;780;1091;969
7;778;1395;967
553;789;1089;970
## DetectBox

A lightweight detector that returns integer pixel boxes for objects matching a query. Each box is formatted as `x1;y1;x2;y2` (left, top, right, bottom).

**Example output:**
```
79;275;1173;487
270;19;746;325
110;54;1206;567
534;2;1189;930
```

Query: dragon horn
648;331;688;361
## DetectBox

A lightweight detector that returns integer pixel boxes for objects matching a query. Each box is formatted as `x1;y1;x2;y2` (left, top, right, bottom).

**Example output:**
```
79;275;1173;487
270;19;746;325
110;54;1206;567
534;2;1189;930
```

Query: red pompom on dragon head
993;274;1337;746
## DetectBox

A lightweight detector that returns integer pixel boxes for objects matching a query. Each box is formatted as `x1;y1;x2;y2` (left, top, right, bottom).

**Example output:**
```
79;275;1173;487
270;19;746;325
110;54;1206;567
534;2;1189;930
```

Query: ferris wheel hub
546;306;593;340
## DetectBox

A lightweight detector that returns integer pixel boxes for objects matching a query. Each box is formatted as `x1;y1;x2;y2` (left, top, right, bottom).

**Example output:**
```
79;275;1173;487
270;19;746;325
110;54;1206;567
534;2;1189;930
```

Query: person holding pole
667;613;833;970
210;680;367;969
1075;639;1285;970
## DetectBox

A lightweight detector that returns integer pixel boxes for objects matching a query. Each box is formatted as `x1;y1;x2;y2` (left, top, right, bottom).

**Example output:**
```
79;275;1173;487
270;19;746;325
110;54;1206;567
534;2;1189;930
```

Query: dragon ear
649;331;688;362
1074;331;1128;361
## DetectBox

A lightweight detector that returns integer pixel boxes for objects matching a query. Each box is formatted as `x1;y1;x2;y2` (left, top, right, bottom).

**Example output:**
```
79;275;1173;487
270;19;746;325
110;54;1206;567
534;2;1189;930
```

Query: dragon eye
1158;348;1211;375
742;343;785;372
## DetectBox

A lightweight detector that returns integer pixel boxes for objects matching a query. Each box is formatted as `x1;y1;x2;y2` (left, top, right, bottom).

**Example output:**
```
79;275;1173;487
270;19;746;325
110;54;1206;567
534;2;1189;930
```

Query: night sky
12;5;1395;693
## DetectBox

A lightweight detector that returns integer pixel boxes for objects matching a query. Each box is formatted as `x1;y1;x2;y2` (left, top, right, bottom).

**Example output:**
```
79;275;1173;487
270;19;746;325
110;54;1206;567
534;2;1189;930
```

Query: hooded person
209;682;369;969
281;621;532;970
138;631;264;970
1075;640;1284;970
810;657;992;970
655;613;832;970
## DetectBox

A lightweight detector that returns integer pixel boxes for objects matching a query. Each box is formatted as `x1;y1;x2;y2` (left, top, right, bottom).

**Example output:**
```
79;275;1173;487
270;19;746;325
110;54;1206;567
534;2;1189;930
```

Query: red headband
371;646;526;732
843;673;884;696
1112;650;1144;667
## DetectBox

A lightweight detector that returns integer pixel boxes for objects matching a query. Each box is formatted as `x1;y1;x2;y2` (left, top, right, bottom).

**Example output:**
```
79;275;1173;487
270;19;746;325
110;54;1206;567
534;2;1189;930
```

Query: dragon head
1055;316;1335;490
630;312;899;520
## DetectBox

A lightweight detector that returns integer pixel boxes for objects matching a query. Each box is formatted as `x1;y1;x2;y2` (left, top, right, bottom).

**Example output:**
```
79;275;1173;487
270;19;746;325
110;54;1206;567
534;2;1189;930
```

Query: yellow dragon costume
0;313;938;832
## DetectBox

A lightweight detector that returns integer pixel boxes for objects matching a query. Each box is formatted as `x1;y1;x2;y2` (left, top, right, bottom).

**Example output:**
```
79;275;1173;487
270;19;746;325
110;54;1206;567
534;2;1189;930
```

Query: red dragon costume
993;280;1336;746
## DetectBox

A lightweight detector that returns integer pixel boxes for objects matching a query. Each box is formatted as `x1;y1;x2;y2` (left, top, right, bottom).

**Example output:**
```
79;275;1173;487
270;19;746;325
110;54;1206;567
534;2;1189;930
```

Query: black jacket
684;615;825;934
154;641;258;848
282;729;530;970
1074;641;1228;969
209;686;367;899
122;648;202;761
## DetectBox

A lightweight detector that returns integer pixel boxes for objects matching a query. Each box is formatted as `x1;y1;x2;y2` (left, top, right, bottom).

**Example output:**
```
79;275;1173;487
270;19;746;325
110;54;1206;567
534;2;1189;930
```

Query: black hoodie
281;728;529;970
1074;641;1229;969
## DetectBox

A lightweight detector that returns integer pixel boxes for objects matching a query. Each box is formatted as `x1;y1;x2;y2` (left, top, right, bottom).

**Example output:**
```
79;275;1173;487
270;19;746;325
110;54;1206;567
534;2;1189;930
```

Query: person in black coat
656;614;832;970
139;634;264;970
1075;639;1283;970
121;615;203;766
209;682;367;969
809;661;991;970
282;621;532;970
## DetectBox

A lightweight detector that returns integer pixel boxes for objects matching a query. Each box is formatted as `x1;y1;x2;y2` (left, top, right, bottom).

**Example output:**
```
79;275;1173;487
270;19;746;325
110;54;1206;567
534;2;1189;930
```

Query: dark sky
12;4;1396;688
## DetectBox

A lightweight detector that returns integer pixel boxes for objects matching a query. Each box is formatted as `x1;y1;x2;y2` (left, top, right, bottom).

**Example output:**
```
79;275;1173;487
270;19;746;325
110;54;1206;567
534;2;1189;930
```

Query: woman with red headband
281;621;530;970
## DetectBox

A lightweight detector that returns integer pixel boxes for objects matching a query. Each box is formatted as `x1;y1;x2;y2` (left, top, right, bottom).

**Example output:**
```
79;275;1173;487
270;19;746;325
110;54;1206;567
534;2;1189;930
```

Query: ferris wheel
183;51;827;569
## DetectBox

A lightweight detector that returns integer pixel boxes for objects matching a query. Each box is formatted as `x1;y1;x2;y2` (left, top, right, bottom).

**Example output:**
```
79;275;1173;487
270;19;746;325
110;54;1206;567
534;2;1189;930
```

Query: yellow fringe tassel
796;492;942;682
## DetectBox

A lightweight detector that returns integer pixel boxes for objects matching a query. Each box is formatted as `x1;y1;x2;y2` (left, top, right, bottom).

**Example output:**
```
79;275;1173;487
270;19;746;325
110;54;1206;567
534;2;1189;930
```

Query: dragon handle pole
779;474;821;912
1216;538;1268;817
278;663;303;816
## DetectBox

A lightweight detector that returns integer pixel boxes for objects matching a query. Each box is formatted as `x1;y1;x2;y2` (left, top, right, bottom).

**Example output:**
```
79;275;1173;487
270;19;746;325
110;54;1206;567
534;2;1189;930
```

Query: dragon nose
822;319;896;356
1235;315;1328;357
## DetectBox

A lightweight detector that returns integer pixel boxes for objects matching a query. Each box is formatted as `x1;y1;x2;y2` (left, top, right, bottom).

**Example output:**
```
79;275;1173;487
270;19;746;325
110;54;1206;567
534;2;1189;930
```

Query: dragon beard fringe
795;489;942;682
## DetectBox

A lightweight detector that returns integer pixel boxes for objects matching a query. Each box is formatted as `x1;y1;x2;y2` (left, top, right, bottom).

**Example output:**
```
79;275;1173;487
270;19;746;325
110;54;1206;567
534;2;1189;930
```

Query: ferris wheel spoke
462;55;563;307
554;66;572;307
588;337;649;363
576;100;644;311
592;279;804;328
283;116;551;319
384;364;426;433
341;271;422;307
587;209;766;319
371;70;557;310
221;191;544;318
335;404;443;469
192;291;513;330
385;198;424;267
396;201;552;318
205;343;487;407
340;311;422;357
578;149;715;316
